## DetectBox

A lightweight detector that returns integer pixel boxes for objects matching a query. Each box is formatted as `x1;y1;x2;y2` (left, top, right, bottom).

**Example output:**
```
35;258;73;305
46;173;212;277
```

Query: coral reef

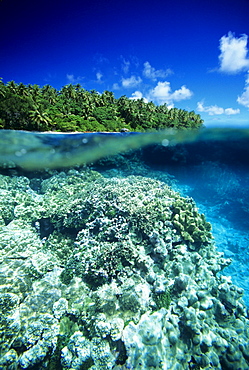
0;169;248;369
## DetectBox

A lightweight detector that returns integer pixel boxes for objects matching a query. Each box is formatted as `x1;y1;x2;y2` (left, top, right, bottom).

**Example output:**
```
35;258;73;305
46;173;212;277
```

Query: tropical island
0;79;204;132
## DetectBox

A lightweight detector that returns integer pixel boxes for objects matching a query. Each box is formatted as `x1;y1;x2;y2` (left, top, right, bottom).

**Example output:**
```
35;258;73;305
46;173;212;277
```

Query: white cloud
146;81;193;106
121;59;130;74
218;32;249;74
197;102;223;115
197;101;240;115
66;74;84;83
237;73;249;108
143;62;173;81
96;72;103;82
171;85;193;101
121;75;142;88
130;91;148;102
112;83;120;90
224;107;240;115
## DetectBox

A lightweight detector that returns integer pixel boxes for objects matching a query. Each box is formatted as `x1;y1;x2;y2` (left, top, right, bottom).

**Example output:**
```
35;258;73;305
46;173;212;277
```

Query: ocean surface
0;128;249;369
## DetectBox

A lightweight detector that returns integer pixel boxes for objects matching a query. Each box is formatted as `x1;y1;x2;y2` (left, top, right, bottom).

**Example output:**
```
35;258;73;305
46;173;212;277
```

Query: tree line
0;78;204;132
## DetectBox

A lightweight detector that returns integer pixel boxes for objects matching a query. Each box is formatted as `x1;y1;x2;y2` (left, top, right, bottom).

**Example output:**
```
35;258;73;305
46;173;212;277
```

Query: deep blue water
139;139;249;305
91;130;249;305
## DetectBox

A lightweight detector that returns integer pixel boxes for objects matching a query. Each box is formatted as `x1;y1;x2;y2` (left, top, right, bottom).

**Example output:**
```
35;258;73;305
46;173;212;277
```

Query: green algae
171;197;212;244
153;290;171;310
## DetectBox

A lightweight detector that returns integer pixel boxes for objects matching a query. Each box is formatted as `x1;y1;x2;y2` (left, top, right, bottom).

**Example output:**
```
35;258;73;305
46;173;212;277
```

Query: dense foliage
0;78;204;132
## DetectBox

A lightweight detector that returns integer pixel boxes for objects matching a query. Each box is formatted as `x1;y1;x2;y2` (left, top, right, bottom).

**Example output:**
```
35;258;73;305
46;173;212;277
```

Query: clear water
0;128;249;369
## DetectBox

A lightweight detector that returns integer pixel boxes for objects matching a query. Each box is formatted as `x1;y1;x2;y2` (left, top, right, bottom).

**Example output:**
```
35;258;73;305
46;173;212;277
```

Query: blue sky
1;0;249;127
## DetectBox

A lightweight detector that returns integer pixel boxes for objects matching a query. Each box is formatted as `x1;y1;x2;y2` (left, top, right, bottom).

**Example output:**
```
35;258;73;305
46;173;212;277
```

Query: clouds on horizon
115;60;173;90
66;49;247;121
148;82;193;106
218;32;249;74
197;101;240;116
130;81;193;107
117;54;246;113
130;90;148;102
237;72;249;109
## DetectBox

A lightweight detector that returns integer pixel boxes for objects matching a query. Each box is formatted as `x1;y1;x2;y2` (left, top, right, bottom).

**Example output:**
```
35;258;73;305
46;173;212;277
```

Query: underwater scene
0;128;249;370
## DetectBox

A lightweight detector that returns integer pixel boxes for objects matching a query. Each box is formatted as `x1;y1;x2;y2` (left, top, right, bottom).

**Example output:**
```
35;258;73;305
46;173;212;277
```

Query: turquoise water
0;128;249;369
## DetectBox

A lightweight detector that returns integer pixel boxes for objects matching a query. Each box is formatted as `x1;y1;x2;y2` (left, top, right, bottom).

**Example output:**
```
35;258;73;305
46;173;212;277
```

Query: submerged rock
0;168;248;369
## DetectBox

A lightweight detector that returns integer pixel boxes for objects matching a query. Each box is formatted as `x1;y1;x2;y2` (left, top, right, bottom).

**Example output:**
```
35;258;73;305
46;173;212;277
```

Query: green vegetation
153;290;171;310
0;78;204;132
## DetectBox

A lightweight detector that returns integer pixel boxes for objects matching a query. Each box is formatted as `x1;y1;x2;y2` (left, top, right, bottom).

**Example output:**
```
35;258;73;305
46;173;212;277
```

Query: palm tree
28;84;42;103
60;84;76;100
41;85;58;104
90;90;102;107
188;111;203;127
17;82;30;97
101;90;115;105
0;78;6;99
157;103;168;114
6;80;18;94
29;109;52;130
